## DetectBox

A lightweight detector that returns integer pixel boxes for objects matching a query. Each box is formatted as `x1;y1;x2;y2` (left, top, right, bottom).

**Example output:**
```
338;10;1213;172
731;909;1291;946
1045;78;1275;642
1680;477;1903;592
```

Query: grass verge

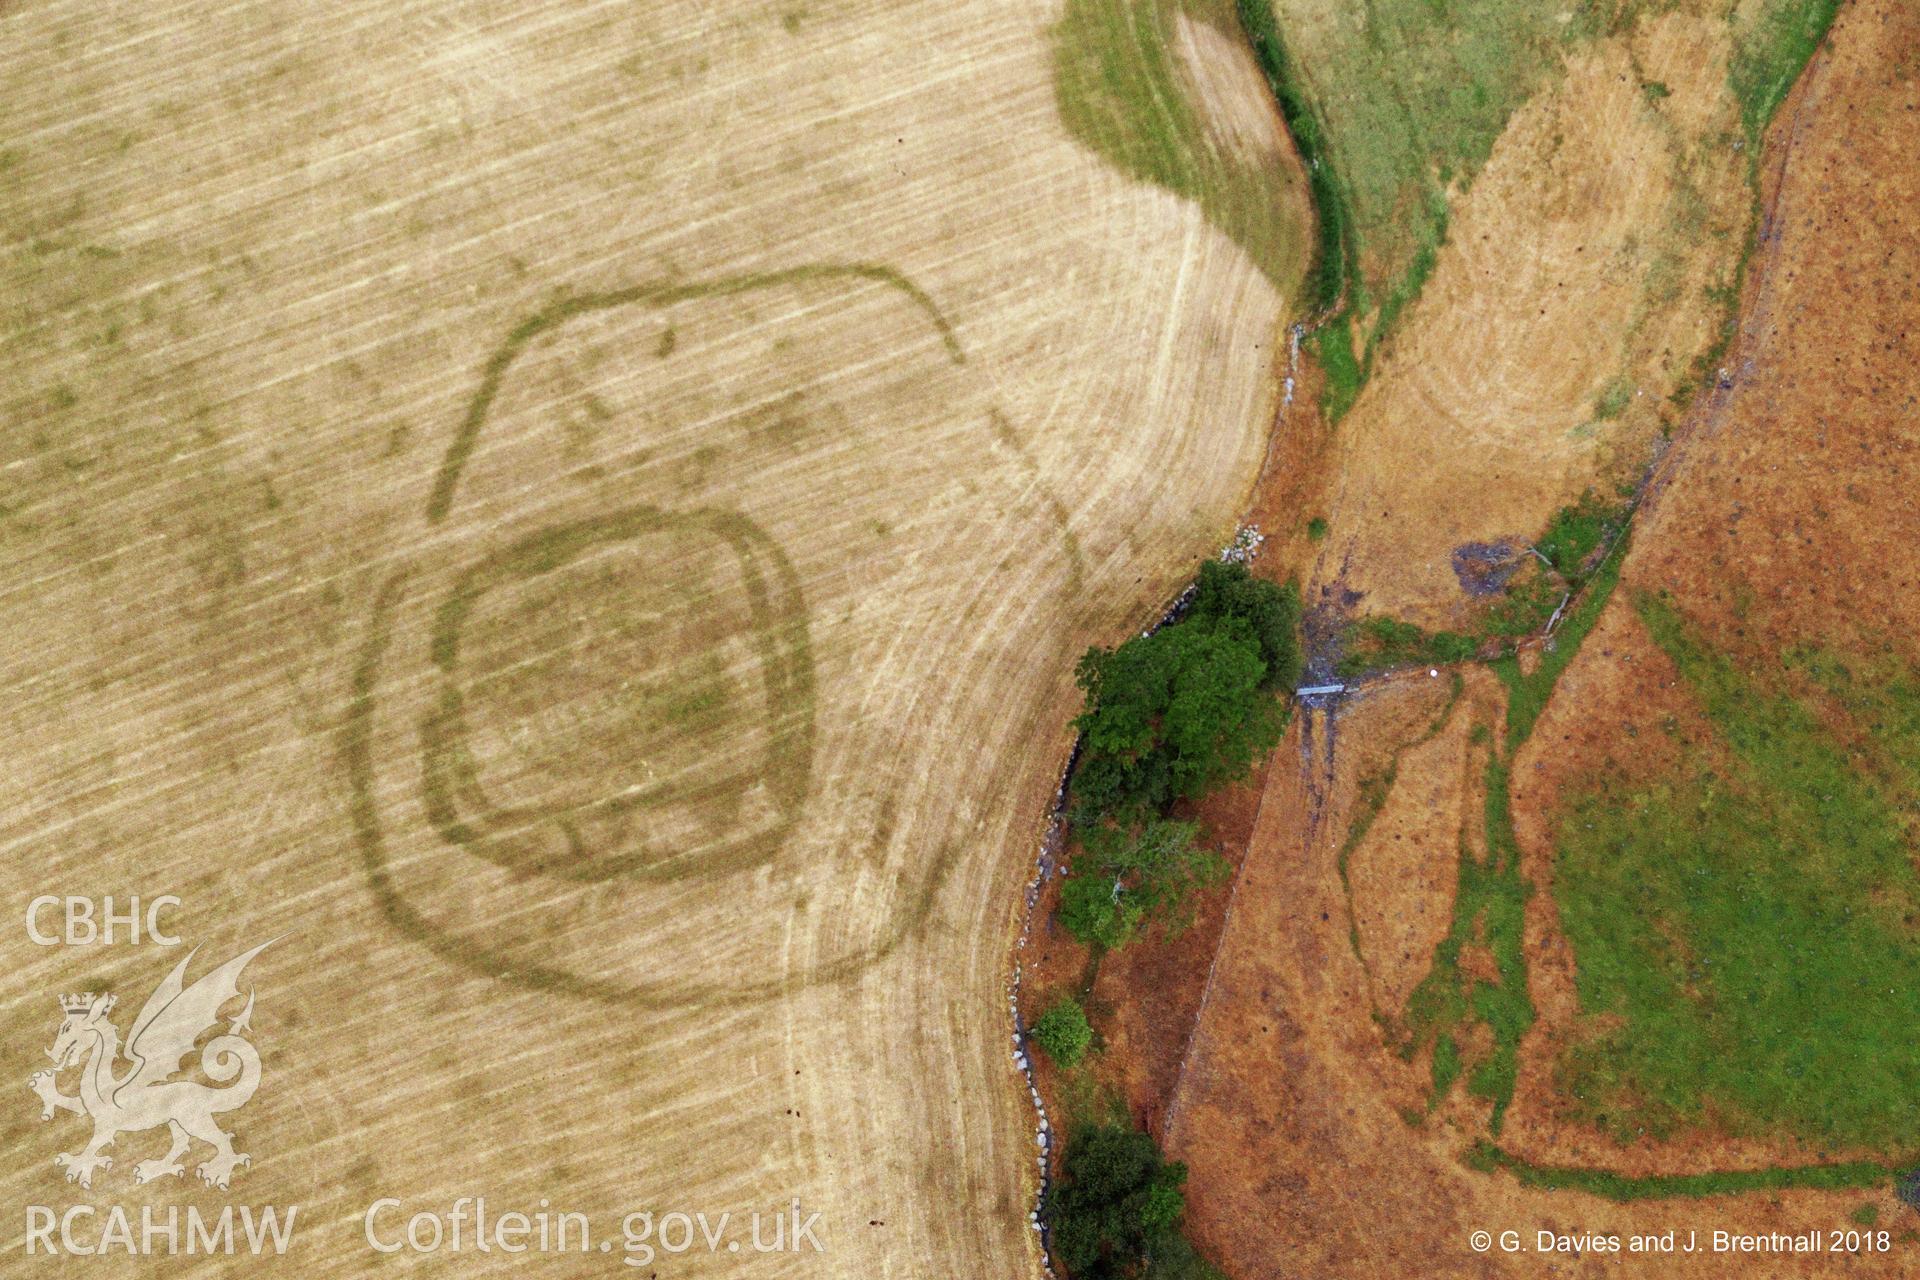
1052;0;1310;295
1469;1142;1897;1200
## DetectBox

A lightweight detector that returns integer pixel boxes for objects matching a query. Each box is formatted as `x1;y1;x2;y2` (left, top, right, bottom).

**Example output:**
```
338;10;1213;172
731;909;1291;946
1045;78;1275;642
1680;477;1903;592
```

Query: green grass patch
1480;569;1562;640
1401;759;1533;1133
1549;595;1920;1151
1535;490;1631;581
1593;375;1635;421
1492;527;1630;751
1430;1033;1461;1103
1729;0;1842;144
1335;615;1476;679
1306;318;1363;421
1785;645;1920;801
1052;0;1310;294
1251;0;1834;421
1394;532;1630;1131
1263;0;1595;368
1341;506;1629;684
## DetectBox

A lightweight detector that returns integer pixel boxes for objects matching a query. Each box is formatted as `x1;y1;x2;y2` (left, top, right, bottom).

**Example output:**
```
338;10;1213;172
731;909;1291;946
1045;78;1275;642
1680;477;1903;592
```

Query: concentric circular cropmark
344;264;1083;1006
419;505;813;882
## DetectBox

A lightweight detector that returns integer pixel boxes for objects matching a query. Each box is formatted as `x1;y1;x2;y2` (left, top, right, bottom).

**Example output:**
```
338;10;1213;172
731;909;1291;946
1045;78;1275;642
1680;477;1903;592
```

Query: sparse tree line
1037;560;1302;1280
1061;559;1302;951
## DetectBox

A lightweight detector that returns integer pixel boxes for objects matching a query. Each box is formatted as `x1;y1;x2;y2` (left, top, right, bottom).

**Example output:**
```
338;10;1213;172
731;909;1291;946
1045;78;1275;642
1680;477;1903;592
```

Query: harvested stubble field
0;0;1312;1274
1161;1;1920;1275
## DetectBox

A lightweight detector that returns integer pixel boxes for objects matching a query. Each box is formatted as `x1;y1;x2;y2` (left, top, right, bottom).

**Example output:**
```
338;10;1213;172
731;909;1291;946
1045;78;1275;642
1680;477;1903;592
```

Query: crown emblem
59;993;98;1015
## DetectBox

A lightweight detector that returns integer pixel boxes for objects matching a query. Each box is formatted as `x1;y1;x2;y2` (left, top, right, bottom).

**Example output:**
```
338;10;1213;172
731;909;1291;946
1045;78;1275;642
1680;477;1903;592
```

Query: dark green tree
1070;618;1284;829
1045;1122;1205;1280
1186;560;1304;692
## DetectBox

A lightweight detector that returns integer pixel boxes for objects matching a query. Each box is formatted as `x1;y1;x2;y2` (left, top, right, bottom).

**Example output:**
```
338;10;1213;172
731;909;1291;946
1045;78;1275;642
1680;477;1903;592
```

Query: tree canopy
1059;820;1226;950
1187;559;1304;692
1070;613;1284;829
1045;1122;1218;1280
1061;561;1302;947
1031;998;1094;1069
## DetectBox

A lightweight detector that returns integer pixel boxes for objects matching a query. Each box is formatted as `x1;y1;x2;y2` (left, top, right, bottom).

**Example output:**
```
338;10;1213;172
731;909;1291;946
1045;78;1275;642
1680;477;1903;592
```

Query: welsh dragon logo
26;941;273;1191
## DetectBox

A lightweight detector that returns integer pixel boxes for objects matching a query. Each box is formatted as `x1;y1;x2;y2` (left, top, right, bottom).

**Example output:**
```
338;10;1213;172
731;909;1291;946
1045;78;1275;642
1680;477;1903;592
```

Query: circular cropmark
418;505;813;882
343;263;1083;1007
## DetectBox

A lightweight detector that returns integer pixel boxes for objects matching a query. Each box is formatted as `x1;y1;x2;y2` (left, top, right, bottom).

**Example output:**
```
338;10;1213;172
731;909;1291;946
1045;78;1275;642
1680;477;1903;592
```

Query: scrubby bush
1335;615;1476;677
1060;870;1144;952
1535;490;1625;580
1030;998;1094;1069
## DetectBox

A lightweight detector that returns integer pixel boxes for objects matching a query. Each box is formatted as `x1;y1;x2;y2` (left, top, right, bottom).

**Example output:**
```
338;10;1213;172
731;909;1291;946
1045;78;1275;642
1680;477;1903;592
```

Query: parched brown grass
0;0;1308;1273
1307;4;1755;630
1502;0;1920;1181
1168;3;1920;1274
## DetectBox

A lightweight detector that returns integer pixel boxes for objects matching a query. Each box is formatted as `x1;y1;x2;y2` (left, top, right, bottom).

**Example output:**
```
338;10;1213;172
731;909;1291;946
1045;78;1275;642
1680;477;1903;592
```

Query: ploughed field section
0;1;1313;1275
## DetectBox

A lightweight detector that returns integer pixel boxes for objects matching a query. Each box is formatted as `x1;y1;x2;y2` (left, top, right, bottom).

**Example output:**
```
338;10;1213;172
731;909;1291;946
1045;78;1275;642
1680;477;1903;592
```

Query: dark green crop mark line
989;408;1087;599
343;261;1082;1008
343;566;951;1009
427;263;965;524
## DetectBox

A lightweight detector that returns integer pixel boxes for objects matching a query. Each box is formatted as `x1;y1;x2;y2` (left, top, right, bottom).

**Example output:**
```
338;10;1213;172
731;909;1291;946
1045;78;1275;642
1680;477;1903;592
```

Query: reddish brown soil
1157;2;1920;1274
1020;761;1274;1146
1242;331;1340;575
